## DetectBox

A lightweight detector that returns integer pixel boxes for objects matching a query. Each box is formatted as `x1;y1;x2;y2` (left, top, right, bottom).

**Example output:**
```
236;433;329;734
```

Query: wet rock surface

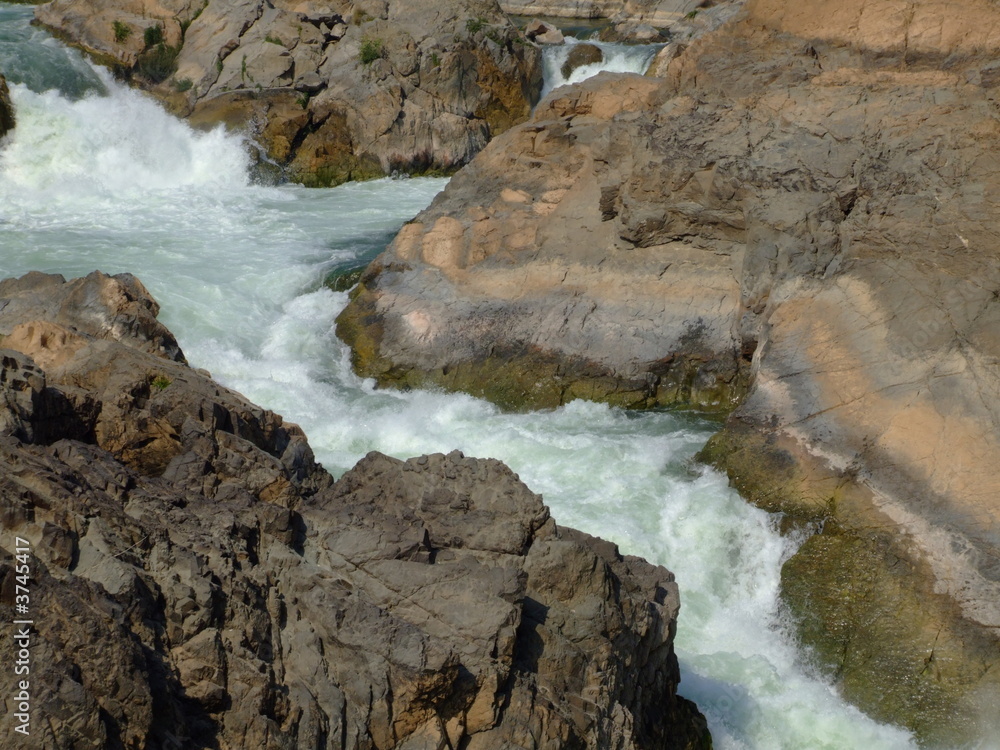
0;74;13;138
338;0;1000;743
34;0;542;184
0;271;710;749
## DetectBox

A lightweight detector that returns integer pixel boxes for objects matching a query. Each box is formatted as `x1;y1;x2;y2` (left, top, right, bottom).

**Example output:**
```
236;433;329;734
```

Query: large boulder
0;271;711;749
337;1;1000;744
34;0;543;185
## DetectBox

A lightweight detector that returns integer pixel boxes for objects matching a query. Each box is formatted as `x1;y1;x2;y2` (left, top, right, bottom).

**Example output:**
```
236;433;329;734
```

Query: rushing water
0;6;920;748
540;36;662;98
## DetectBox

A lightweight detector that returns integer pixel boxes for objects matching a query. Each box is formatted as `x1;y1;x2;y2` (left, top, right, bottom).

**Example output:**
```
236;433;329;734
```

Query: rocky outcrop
0;74;14;139
501;0;744;44
0;270;711;749
337;0;1000;743
34;0;542;184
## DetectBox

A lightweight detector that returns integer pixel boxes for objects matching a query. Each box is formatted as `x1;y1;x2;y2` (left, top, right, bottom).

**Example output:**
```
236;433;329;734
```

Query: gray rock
0;271;710;749
34;0;543;185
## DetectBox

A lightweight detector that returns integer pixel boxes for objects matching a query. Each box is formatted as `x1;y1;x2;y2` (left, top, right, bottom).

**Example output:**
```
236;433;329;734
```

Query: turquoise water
0;6;917;747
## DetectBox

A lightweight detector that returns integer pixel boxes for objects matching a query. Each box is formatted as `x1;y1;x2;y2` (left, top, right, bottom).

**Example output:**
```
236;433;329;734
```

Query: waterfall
540;37;662;98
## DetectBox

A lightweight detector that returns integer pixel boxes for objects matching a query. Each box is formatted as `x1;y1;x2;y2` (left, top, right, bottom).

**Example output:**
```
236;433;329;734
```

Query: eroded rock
0;271;710;749
34;0;543;184
338;1;1000;742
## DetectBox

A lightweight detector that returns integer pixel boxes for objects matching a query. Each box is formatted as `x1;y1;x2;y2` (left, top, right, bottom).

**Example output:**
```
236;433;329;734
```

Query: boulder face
34;0;542;185
0;75;14;138
0;270;711;750
338;1;1000;744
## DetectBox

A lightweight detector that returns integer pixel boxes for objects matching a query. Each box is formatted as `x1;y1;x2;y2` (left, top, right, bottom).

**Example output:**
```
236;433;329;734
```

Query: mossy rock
337;282;746;413
701;421;1000;746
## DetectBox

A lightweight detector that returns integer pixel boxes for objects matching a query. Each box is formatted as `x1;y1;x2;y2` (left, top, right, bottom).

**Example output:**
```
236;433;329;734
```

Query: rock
525;18;565;45
0;75;14;139
33;0;543;185
505;0;621;19
337;1;1000;743
0;270;711;748
560;42;603;79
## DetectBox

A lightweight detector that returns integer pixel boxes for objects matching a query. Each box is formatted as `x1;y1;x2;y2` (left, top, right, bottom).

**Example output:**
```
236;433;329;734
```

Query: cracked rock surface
0;271;710;749
34;0;542;184
337;0;1000;743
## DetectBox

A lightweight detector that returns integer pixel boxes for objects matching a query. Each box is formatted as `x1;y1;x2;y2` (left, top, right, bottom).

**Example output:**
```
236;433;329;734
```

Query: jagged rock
0;271;710;749
560;42;603;78
524;18;565;45
0;75;14;138
337;0;1000;743
34;0;542;185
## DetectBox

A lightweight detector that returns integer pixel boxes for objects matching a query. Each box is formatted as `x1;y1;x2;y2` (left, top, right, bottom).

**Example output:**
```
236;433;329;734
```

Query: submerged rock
0;270;711;749
560;42;603;78
33;0;542;185
0;75;13;138
338;0;1000;743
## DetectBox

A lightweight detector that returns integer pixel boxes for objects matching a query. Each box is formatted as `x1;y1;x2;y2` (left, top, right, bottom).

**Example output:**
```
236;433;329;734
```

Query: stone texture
33;0;542;185
338;0;1000;743
0;271;710;749
0;75;14;139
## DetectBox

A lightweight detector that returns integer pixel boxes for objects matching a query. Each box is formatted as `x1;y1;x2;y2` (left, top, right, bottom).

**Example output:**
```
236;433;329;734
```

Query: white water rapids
0;5;919;748
540;36;662;98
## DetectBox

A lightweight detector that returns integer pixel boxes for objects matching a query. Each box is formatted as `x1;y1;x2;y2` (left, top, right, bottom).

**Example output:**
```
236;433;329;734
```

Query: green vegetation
151;375;172;391
143;24;164;48
296;92;311;109
685;9;698;19
173;77;193;92
359;37;383;65
429;52;440;67
240;54;248;83
137;43;179;83
216;57;224;73
113;20;131;44
265;34;284;46
466;16;486;33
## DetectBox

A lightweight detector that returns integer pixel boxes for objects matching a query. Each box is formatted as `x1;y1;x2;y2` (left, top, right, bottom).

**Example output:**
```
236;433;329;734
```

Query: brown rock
0;271;711;748
560;42;603;78
338;2;1000;743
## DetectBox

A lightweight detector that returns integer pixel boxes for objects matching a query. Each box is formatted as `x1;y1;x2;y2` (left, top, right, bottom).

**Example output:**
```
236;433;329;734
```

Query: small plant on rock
466;16;486;34
151;375;172;391
265;34;284;46
113;20;131;43
359;36;383;64
143;24;164;48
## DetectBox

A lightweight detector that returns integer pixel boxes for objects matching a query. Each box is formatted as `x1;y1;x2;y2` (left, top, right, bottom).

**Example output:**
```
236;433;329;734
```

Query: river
0;5;917;747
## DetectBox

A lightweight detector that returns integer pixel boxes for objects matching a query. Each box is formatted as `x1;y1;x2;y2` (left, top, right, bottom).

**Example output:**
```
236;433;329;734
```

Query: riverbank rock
0;270;711;749
34;0;542;185
337;0;1000;743
0;75;14;138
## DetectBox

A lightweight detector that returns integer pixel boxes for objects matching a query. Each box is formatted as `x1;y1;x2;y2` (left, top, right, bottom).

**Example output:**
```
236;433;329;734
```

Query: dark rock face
0;75;14;138
0;271;710;749
33;0;542;185
337;0;1000;743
